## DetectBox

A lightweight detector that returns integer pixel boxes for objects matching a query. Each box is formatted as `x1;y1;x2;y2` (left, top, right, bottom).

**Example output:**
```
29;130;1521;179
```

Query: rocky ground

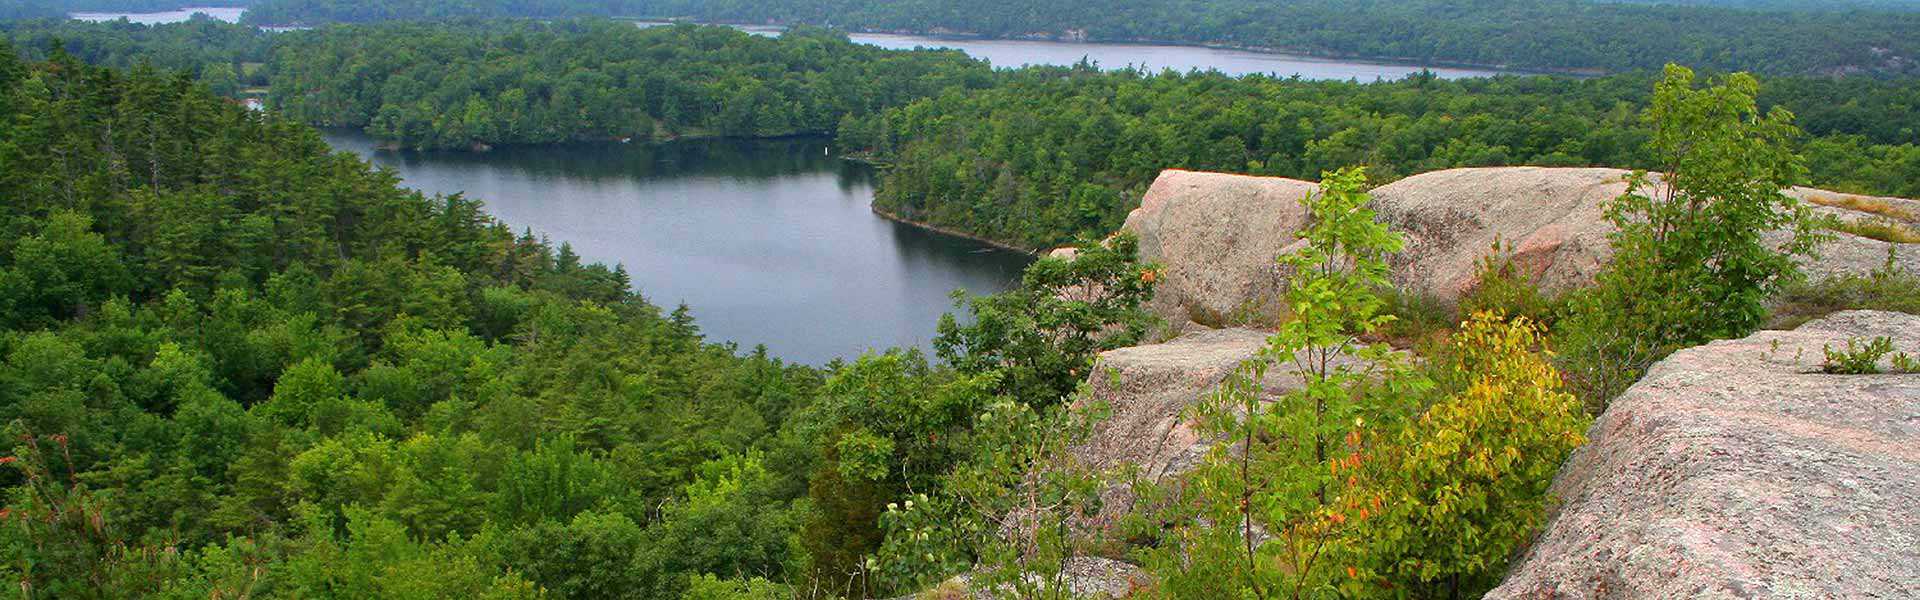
1489;310;1920;598
1122;167;1920;328
978;169;1920;599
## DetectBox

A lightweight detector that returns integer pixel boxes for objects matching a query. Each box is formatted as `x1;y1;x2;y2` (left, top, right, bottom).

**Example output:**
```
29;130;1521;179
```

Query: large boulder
1369;167;1629;300
1122;167;1920;321
1488;310;1920;599
1122;170;1317;326
1069;327;1364;530
1072;327;1270;493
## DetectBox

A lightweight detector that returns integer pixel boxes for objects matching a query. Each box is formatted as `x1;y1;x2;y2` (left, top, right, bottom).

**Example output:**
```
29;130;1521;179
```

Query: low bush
1824;216;1920;243
1770;249;1920;329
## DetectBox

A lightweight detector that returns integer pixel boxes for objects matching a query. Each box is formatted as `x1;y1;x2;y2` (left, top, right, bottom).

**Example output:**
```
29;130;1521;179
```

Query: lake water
322;132;1033;365
65;10;1511;81
68;6;244;24
843;33;1508;80
81;10;1517;361
705;24;1510;80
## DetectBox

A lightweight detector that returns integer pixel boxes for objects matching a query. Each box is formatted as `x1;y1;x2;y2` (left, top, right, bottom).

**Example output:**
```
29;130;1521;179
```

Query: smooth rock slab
1125;167;1920;318
1488;310;1920;599
1123;170;1318;326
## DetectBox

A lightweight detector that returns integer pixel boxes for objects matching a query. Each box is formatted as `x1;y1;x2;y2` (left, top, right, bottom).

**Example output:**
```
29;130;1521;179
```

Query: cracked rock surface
1488;310;1920;599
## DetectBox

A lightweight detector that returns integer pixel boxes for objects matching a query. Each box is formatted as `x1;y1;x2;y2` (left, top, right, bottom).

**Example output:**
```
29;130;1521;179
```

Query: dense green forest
268;20;990;148
855;66;1920;248
0;17;267;93
0;1;60;20
235;0;1920;76
3;18;1915;249
0;40;1177;599
3;31;1312;597
5;39;1891;595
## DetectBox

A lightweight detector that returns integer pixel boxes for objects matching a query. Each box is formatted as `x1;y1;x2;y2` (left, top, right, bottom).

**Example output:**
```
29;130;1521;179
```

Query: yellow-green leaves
1352;313;1590;595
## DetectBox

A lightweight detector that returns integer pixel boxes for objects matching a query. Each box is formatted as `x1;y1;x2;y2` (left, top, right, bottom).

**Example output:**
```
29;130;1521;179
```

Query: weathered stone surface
1122;170;1317;326
1488;310;1920;599
1123;167;1920;315
1069;327;1366;530
908;557;1146;600
1369;166;1629;300
1073;327;1271;490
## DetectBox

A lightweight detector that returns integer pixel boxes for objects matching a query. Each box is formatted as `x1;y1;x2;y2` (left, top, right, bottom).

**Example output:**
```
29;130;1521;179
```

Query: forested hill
856;67;1920;249
0;41;814;597
235;0;1920;77
6;18;1915;250
266;20;991;148
0;41;1170;598
0;0;59;20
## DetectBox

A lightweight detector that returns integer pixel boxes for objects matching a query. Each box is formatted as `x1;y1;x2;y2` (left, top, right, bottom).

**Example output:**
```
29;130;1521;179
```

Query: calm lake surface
81;9;1519;362
842;33;1508;79
323;132;1033;365
69;6;244;24
711;24;1510;80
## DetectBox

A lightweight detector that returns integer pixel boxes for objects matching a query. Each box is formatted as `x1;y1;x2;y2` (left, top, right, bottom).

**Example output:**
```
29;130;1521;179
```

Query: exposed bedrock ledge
1120;167;1920;327
1488;310;1920;599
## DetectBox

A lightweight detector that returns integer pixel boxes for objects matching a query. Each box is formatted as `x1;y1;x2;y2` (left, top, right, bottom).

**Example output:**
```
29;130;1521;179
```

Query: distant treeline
234;0;1920;77
267;20;991;148
3;18;1916;249
853;66;1920;248
7;0;248;13
0;17;269;94
0;0;60;19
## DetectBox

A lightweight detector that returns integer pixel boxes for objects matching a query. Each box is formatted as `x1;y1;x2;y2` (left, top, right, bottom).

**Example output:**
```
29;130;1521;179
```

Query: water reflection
323;132;1032;365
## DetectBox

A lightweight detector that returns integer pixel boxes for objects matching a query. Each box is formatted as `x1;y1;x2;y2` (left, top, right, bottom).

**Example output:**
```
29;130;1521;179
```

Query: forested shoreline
5;18;1916;250
233;0;1920;77
0;41;1167;599
4;1;1920;596
4;44;1901;596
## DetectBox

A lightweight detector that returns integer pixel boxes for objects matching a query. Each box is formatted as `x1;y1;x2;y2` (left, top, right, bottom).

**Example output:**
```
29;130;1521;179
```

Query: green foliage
875;398;1110;598
1821;336;1899;374
935;233;1159;407
1457;241;1562;329
1142;167;1429;598
682;574;789;600
1555;64;1824;409
275;505;542;599
264;20;991;150
0;211;131;328
1350;313;1589;597
237;0;1920;76
793;351;990;597
0;52;842;598
1771;248;1920;329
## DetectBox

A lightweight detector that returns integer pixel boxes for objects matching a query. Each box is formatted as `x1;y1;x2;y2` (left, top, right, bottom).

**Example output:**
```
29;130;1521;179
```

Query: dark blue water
323;132;1033;364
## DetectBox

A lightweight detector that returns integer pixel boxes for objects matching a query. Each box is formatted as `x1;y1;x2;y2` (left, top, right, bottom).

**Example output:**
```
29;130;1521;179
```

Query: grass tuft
1824;216;1920;244
1805;193;1919;223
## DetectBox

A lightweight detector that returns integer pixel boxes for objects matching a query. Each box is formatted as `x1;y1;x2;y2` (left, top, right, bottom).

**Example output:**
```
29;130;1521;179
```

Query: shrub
1350;313;1591;597
1139;167;1430;598
1458;241;1563;329
1555;65;1824;411
1770;247;1920;329
935;233;1160;408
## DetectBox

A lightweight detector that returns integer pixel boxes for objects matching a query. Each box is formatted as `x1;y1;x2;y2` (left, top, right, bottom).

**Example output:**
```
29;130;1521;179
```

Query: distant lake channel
72;8;1520;363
